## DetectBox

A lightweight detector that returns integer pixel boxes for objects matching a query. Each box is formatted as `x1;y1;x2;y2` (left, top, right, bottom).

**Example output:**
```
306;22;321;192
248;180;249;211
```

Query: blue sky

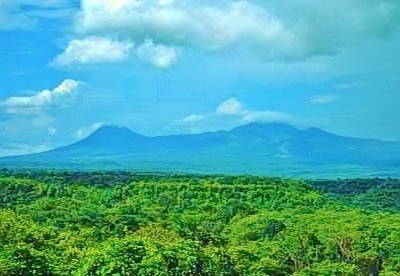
0;0;400;156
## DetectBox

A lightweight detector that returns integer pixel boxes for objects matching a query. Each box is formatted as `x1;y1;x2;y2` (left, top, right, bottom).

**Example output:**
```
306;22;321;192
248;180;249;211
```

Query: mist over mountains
1;122;400;178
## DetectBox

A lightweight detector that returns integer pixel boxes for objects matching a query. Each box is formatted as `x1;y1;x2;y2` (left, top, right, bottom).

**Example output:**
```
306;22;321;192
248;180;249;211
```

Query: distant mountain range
1;122;400;178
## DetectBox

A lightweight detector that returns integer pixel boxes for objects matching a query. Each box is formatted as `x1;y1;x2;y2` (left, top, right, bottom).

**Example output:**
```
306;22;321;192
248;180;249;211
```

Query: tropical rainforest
1;170;400;275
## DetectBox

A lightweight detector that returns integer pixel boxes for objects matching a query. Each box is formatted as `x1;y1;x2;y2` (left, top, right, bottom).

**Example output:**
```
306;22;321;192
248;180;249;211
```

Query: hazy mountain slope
1;122;400;177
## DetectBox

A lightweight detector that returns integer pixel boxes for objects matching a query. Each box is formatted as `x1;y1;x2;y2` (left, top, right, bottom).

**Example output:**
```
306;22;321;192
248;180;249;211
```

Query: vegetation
1;170;400;275
309;178;400;212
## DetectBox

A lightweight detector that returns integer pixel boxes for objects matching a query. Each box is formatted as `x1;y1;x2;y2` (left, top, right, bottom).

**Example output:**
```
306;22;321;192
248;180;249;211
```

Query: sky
0;0;400;156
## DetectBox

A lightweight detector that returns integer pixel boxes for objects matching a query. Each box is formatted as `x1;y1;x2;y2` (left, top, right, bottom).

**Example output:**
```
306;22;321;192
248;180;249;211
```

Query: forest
1;169;400;275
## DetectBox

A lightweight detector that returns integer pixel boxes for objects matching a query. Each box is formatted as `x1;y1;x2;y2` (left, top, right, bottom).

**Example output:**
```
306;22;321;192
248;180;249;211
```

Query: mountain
1;122;400;178
50;126;148;155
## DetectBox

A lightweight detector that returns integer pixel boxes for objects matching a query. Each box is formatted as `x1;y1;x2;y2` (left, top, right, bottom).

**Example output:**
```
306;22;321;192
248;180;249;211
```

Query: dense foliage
309;178;400;212
1;170;400;275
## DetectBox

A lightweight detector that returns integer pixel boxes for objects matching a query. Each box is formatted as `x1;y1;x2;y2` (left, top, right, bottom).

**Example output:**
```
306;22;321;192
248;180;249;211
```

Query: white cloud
136;39;180;69
310;94;339;105
76;0;400;61
54;78;79;94
75;121;104;139
179;114;205;123
216;97;248;115
77;0;299;59
4;79;80;114
242;110;295;124
52;36;133;67
53;36;179;69
178;97;298;132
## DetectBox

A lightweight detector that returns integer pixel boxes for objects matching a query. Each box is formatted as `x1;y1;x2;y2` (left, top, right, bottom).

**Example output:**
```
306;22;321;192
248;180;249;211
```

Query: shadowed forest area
1;170;400;275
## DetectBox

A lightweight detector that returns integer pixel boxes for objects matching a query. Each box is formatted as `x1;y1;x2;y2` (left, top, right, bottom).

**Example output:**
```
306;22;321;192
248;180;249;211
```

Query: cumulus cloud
136;39;180;69
75;0;400;61
178;97;298;131
4;79;80;114
75;121;104;139
52;36;180;69
52;36;133;67
77;0;300;59
216;97;248;115
310;94;339;105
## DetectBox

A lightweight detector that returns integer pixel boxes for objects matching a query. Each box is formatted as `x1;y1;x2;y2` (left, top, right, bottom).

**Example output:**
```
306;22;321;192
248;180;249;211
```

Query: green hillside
1;171;400;275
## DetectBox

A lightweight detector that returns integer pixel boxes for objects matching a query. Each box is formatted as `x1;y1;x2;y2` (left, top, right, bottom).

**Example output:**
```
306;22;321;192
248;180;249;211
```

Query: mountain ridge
1;122;400;178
